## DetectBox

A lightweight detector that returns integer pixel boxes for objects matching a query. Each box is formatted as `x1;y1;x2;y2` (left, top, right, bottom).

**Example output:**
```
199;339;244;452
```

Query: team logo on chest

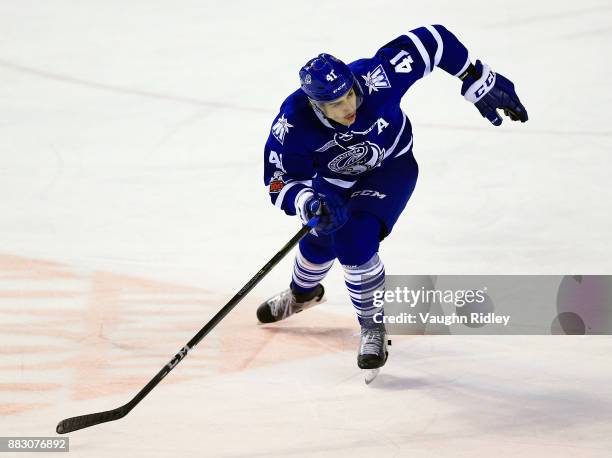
362;64;391;94
327;140;384;175
317;118;390;176
271;114;293;145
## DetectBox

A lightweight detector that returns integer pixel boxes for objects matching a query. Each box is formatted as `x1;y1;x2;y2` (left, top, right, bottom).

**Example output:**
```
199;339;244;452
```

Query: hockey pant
290;152;418;325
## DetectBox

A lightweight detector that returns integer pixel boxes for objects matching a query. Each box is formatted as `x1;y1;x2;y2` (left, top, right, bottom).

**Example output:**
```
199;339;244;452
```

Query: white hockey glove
295;189;348;235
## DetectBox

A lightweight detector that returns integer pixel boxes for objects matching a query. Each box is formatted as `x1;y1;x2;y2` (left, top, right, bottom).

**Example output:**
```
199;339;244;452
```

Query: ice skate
358;322;388;384
257;284;325;324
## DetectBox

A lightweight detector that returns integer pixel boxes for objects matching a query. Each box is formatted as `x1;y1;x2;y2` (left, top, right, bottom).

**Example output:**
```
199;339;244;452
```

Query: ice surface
1;0;611;456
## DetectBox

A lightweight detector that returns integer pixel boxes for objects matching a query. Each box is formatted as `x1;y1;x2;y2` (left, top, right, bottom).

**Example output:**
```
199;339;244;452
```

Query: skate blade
364;368;380;385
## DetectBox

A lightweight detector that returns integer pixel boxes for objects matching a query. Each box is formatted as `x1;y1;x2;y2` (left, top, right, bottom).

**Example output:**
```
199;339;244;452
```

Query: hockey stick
56;217;319;434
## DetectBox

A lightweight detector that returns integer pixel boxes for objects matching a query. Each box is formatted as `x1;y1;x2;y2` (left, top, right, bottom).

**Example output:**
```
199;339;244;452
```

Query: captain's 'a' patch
362;64;391;94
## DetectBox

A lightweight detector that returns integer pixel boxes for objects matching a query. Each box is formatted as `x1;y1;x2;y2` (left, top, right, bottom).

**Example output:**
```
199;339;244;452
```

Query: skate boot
358;322;388;384
257;284;325;324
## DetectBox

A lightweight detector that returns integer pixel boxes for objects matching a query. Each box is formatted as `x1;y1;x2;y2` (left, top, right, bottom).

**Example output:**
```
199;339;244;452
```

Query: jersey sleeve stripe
406;31;431;77
393;136;414;159
274;179;312;209
453;56;471;77
382;113;407;160
425;25;443;67
323;177;357;188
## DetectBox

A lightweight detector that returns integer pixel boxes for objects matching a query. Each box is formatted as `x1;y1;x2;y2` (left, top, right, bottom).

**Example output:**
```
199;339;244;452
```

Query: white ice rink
1;0;612;456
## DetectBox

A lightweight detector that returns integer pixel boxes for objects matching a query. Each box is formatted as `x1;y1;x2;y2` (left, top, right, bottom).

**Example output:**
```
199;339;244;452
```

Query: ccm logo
351;190;386;199
475;71;495;98
167;345;190;370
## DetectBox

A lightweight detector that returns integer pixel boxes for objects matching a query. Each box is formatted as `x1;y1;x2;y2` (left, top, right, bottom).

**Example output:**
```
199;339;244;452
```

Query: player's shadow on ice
367;373;438;390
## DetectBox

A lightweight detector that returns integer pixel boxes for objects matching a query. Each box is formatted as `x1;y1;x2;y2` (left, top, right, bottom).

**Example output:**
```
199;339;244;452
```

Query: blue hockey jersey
263;24;470;215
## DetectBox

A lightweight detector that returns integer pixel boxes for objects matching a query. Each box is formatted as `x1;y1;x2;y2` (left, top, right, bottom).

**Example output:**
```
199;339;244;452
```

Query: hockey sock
291;247;334;295
342;253;385;327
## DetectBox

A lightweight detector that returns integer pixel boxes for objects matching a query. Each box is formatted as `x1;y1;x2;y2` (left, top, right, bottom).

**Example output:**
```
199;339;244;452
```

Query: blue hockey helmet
299;53;360;103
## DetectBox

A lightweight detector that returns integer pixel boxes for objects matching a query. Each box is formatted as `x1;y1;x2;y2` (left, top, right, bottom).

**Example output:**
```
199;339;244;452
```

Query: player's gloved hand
296;190;348;235
461;60;528;126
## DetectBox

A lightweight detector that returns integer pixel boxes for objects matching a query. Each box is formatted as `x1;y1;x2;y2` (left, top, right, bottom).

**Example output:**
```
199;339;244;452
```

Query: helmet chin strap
309;99;327;117
353;78;364;110
308;99;335;129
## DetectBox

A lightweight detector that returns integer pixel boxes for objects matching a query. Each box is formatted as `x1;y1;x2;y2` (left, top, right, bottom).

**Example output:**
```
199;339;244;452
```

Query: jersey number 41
390;50;414;74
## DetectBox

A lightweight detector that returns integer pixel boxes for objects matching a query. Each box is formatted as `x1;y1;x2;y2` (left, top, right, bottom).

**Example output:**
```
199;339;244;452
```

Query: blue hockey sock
342;253;385;326
290;247;334;295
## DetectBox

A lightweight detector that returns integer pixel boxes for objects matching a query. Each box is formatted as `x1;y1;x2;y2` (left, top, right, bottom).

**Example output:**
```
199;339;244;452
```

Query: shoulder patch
361;64;392;94
269;170;286;194
271;114;293;145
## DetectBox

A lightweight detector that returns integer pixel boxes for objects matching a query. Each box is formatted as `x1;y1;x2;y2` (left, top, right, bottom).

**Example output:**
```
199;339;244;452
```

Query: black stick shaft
57;224;312;434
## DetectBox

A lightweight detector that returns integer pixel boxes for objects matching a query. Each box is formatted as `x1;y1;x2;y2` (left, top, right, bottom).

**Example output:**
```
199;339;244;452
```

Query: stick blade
57;406;129;434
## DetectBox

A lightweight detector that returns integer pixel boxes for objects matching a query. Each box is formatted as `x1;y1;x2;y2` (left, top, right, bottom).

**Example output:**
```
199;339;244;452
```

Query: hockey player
258;25;528;375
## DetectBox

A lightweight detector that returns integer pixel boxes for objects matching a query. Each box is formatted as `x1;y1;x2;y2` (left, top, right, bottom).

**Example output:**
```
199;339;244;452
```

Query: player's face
320;87;357;126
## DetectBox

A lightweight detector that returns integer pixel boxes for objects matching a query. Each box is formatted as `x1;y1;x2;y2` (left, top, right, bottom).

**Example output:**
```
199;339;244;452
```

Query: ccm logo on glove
464;64;496;103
